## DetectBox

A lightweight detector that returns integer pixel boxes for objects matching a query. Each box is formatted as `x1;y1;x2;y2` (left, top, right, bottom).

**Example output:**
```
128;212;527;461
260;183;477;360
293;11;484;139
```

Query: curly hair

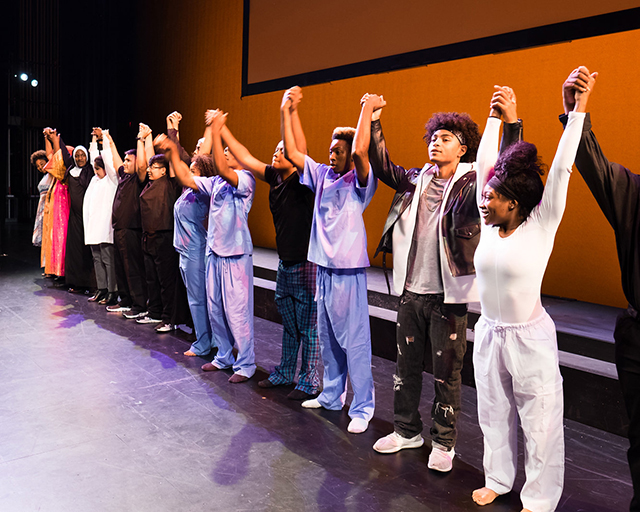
30;150;47;167
332;127;356;146
423;112;481;163
492;141;547;220
192;154;216;177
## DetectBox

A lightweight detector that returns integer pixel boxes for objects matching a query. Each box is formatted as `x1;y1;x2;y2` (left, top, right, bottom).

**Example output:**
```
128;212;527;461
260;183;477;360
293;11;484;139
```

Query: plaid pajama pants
268;260;320;394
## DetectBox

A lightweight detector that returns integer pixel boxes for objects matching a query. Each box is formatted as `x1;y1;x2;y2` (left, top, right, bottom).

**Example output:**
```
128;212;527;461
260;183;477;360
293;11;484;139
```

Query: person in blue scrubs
173;154;216;357
280;87;379;434
156;109;256;383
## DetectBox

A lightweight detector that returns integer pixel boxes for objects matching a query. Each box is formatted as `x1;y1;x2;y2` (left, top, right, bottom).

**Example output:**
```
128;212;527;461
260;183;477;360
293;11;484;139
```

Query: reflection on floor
0;233;632;512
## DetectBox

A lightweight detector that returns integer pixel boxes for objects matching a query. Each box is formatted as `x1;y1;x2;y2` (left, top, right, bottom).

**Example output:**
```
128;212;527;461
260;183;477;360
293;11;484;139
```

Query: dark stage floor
0;228;633;511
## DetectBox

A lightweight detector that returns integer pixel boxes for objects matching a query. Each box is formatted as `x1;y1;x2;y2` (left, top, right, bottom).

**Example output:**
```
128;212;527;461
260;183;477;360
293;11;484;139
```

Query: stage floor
0;236;633;511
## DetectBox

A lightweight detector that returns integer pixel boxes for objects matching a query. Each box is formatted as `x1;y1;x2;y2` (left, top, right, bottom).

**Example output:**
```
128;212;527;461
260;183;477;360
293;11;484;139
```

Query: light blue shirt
194;170;255;257
301;155;377;269
173;187;209;256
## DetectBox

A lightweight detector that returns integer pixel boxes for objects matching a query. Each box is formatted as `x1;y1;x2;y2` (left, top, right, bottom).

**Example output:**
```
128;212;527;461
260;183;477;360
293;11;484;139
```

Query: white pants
473;311;564;512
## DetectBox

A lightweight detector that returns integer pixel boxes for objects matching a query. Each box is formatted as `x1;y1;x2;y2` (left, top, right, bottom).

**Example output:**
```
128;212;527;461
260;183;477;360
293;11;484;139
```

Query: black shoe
287;389;319;400
99;292;118;306
88;289;107;302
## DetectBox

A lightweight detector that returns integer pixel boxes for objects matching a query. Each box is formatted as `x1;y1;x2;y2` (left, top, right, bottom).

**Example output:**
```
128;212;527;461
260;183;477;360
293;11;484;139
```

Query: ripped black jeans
393;290;467;450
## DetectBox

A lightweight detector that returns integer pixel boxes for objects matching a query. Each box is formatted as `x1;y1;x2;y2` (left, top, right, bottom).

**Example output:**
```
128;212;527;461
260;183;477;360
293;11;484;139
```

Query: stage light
19;73;28;81
31;79;38;87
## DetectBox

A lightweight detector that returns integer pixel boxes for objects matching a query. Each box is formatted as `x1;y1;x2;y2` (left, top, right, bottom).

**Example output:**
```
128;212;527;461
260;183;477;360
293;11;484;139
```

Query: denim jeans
394;290;467;449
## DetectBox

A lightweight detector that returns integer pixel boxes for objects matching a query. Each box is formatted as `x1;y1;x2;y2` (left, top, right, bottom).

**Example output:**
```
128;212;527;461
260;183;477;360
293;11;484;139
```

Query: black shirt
264;165;314;264
112;167;144;230
139;175;180;233
562;112;640;310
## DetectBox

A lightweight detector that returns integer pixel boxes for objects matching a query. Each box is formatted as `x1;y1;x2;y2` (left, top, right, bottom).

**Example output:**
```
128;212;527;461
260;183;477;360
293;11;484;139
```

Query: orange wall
137;1;640;308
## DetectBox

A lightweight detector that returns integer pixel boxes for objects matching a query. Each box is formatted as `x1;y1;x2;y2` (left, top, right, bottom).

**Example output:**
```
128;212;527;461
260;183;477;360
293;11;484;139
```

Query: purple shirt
301;155;377;269
193;170;255;257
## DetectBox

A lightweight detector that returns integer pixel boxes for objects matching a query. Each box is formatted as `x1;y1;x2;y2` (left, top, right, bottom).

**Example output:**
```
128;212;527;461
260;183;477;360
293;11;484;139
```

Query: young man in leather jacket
367;98;522;472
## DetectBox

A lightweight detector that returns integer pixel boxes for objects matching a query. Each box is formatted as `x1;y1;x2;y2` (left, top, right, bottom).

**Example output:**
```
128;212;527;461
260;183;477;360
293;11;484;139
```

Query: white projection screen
242;0;640;95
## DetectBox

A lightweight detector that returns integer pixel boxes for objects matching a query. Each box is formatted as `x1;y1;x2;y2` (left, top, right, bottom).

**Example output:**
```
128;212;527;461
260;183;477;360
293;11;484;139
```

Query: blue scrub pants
206;252;256;378
179;252;214;356
315;266;374;421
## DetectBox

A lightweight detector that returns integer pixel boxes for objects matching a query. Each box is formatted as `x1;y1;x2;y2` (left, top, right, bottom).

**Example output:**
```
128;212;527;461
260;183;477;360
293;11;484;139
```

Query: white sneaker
124;310;148;320
427;445;455;472
373;431;424;453
155;323;174;332
136;316;161;324
301;398;322;409
106;303;131;313
347;418;369;434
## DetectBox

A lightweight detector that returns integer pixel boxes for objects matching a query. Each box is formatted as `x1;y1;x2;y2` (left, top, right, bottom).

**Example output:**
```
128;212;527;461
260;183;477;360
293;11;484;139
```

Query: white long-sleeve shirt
84;139;118;244
473;112;585;324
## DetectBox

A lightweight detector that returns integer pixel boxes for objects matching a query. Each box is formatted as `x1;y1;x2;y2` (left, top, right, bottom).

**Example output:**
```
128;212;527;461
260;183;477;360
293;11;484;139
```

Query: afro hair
423;112;481;163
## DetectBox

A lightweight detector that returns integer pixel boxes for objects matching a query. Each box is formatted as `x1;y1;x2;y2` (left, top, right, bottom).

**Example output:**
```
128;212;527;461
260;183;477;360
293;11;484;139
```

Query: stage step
252;247;627;437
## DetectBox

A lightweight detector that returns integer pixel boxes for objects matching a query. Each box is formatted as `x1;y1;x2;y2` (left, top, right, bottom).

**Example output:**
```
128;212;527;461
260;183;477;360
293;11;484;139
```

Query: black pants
394;291;467;449
142;230;177;323
114;229;147;313
615;311;640;511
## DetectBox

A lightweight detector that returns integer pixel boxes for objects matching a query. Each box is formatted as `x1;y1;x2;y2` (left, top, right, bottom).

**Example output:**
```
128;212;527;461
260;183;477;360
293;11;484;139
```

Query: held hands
138;123;152;140
204;109;216;126
563;66;598;114
166;111;182;130
91;127;103;142
489;86;517;123
360;93;386;121
43;127;57;140
153;133;176;154
208;109;227;132
287;86;303;110
281;86;302;111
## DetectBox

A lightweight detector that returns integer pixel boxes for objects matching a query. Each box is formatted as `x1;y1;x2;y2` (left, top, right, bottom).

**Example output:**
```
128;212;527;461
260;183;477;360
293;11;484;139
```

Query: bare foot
184;350;197;356
521;509;533;512
472;487;499;506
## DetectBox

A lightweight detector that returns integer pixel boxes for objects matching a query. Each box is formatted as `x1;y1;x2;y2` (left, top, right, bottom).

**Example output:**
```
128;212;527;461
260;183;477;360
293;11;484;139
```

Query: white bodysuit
473;111;585;512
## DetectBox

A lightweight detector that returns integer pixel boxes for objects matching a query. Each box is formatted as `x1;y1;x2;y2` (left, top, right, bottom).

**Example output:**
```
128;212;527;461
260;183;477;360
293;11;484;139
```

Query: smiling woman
472;69;596;511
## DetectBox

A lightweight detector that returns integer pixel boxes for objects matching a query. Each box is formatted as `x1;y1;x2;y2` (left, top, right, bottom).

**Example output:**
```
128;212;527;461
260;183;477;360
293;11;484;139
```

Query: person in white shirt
84;128;119;305
471;69;596;512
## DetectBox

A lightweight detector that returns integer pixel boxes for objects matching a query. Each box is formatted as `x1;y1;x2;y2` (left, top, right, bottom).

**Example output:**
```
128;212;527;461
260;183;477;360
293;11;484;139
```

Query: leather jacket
369;118;523;293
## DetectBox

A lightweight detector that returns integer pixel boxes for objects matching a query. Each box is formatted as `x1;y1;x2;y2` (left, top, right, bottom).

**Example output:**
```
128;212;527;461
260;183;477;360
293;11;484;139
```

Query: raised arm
100;130;118;184
353;93;386;186
104;130;123;170
166;111;192;165
89;128;100;166
280;89;306;172
367;102;416;191
209;110;238;187
476;86;518;207
220;125;267;181
536;69;595;231
58;134;74;171
154;134;199;191
199;112;214;156
166;111;182;140
136;123;151;182
143;126;155;164
43;128;54;159
288;86;307;156
561;70;638;231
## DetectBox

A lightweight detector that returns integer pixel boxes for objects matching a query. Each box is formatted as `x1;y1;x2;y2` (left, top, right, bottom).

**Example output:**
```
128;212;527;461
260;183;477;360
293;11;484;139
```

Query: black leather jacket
369;118;523;282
